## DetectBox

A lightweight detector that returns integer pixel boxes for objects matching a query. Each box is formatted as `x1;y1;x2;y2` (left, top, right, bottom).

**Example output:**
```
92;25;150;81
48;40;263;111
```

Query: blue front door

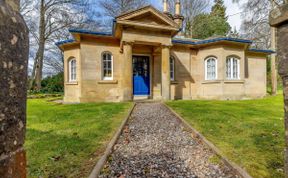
133;56;150;95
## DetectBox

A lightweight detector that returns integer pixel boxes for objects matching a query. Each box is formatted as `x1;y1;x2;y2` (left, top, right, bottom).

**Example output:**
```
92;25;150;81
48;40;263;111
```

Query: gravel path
99;103;237;178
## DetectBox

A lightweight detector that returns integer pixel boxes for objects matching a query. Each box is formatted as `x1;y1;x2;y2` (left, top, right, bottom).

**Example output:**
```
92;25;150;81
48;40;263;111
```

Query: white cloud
224;0;247;31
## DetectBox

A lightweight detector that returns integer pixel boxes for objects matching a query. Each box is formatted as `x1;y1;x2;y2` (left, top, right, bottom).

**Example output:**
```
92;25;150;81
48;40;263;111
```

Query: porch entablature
114;5;180;39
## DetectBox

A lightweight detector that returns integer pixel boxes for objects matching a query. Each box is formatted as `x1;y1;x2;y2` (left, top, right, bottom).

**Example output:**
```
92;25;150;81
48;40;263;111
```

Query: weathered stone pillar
5;0;20;11
122;41;133;101
0;0;29;177
269;3;288;177
161;45;171;100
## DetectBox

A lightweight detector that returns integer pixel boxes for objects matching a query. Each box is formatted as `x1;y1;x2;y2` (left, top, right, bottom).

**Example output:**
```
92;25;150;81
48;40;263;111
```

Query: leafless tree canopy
20;0;97;88
99;0;150;18
238;0;284;49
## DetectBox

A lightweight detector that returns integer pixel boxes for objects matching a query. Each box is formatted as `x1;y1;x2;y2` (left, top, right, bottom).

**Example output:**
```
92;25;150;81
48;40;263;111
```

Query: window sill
66;81;78;85
171;80;179;84
202;80;221;84
224;80;245;84
98;80;118;84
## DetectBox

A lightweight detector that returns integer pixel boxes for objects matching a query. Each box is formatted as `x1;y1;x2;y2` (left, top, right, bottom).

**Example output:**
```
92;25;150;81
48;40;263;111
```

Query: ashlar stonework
57;3;272;103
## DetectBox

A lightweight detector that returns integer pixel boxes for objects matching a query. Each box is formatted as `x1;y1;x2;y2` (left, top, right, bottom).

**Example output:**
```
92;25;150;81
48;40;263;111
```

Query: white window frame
102;52;113;80
170;56;175;81
226;57;240;80
204;57;218;80
68;58;76;82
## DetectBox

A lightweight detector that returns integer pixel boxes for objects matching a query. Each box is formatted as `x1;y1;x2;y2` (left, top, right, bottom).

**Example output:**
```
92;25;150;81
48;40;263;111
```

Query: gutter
248;48;275;54
172;37;253;46
68;29;113;37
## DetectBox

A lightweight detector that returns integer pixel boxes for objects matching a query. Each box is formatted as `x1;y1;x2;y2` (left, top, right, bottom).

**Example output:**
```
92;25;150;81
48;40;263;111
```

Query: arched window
68;58;76;82
170;56;175;81
102;52;113;80
226;56;240;79
205;57;217;80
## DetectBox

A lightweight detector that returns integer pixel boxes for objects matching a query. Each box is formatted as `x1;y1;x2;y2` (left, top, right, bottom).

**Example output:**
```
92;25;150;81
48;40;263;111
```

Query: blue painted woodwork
133;56;150;95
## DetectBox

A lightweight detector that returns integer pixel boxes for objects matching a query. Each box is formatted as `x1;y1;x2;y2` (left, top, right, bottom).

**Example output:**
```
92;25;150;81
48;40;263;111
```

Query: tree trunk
28;50;40;90
271;1;277;95
35;0;46;90
0;0;29;177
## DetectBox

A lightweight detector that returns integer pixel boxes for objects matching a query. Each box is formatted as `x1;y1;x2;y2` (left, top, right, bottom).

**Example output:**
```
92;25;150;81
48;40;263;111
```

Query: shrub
41;72;64;93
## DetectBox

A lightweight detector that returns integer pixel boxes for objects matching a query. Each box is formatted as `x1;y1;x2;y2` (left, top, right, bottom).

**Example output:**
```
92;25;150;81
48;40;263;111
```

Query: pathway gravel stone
99;102;238;178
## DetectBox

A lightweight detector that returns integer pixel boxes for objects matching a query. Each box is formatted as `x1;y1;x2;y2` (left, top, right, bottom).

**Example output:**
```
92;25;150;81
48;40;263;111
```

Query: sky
150;0;246;31
224;0;247;31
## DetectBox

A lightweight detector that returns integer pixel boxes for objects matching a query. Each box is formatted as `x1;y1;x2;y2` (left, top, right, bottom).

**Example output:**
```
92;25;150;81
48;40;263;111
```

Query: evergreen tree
211;0;227;18
192;0;231;39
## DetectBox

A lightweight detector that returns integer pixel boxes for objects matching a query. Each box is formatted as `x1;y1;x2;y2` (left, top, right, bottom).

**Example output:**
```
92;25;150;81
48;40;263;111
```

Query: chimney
163;0;168;13
175;0;181;16
173;0;184;30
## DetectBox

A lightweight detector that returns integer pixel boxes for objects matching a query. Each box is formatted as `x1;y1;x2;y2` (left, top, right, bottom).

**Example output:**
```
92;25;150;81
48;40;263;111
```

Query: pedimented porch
121;42;172;101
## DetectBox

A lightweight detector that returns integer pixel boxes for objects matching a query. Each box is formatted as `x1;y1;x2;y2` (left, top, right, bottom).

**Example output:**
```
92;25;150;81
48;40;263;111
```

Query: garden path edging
163;102;252;178
88;103;136;178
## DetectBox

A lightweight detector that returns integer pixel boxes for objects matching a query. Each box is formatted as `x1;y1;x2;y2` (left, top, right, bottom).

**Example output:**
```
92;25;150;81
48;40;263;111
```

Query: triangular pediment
116;6;179;29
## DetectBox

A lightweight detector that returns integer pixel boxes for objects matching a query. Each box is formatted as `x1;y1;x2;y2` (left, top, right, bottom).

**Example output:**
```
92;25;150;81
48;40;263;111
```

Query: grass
166;93;284;178
26;98;132;178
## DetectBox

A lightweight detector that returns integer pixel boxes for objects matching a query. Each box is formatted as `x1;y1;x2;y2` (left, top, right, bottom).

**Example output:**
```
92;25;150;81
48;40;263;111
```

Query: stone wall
63;40;268;102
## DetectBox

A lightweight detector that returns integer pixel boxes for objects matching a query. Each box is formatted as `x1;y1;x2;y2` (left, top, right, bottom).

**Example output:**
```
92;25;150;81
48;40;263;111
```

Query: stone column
0;0;29;177
122;41;133;101
161;45;171;100
269;3;288;177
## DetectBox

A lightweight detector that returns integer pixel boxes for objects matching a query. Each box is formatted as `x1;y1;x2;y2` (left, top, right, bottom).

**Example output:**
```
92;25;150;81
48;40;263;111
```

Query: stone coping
270;4;288;27
65;81;78;85
98;80;118;84
202;80;245;84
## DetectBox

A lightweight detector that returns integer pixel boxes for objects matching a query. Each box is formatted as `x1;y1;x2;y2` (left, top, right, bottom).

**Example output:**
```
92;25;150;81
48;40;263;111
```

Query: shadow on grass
26;128;99;178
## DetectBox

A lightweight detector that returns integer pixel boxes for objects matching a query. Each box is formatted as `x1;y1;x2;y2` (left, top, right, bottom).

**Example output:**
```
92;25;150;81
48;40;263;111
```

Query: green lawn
167;93;284;178
26;98;132;178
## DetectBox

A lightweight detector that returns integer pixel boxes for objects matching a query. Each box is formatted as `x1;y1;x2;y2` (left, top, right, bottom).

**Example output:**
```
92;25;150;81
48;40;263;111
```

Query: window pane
206;58;216;80
226;58;231;79
233;58;238;79
226;57;239;79
108;60;111;69
70;59;76;81
103;53;112;79
170;57;174;80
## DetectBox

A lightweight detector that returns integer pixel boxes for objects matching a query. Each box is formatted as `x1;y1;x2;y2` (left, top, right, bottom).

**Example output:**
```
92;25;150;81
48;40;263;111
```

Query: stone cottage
56;0;273;103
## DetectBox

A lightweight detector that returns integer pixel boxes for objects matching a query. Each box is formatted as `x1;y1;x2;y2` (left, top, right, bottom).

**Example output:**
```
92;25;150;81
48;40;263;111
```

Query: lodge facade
56;1;273;103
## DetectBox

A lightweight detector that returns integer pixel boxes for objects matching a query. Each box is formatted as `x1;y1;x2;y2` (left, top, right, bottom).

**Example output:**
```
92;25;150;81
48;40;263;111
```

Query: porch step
133;95;149;101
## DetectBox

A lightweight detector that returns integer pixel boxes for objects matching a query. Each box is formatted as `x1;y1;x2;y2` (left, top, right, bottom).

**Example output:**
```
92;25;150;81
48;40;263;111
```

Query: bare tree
99;0;150;18
233;0;285;95
168;0;210;37
21;0;91;90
